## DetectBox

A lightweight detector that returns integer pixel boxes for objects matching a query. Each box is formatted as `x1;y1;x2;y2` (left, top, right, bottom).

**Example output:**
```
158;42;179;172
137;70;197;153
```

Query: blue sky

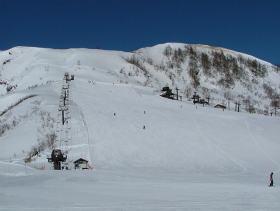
0;0;279;64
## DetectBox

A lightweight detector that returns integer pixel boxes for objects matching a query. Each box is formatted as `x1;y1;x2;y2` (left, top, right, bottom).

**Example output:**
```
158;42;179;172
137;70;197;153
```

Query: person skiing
269;172;274;187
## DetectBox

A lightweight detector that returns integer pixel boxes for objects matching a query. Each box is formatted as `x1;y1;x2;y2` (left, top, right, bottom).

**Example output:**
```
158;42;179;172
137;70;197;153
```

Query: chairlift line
50;72;74;170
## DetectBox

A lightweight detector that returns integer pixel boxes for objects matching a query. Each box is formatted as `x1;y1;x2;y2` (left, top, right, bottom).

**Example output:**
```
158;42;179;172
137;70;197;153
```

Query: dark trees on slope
243;96;255;113
201;53;212;77
272;64;280;73
163;45;173;57
188;47;200;88
270;94;280;116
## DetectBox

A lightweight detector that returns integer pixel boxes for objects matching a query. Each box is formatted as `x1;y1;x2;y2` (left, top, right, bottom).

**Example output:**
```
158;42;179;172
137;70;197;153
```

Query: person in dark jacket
269;172;274;187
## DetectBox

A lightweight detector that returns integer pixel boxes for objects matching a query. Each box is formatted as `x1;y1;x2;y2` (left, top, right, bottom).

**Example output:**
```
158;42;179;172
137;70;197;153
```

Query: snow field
70;78;280;174
1;45;280;210
1;78;280;210
1;166;280;210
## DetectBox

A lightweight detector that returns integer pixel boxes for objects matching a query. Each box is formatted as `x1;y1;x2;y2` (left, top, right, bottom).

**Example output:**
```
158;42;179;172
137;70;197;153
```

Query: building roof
214;104;227;109
161;87;171;91
73;158;88;163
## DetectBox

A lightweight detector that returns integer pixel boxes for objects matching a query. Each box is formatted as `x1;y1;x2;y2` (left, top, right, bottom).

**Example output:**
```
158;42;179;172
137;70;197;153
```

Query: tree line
163;45;268;89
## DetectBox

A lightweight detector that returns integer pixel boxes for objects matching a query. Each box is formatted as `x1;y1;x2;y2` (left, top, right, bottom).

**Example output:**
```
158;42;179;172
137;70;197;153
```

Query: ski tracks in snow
188;113;247;174
243;118;280;173
77;105;92;163
68;80;93;166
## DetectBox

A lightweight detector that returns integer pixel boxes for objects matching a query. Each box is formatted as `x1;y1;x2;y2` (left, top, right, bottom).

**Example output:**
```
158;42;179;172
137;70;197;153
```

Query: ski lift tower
192;92;200;104
47;149;67;170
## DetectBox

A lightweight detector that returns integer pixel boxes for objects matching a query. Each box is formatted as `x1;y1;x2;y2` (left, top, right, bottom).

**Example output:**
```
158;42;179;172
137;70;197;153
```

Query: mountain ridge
1;43;279;116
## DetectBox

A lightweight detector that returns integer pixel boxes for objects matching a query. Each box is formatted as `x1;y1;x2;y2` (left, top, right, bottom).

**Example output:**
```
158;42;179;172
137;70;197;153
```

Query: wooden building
214;104;227;109
199;98;209;106
161;87;175;99
73;158;89;170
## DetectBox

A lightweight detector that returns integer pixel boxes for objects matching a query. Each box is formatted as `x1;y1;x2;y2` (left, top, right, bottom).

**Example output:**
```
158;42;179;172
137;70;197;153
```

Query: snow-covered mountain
1;44;280;210
1;43;279;114
1;42;280;166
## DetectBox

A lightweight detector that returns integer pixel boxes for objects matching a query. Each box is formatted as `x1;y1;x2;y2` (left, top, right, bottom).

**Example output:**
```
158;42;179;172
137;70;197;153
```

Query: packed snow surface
0;45;280;210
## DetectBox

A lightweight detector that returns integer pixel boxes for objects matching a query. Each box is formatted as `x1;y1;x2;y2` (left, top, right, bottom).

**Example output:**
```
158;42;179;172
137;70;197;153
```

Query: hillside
1;43;279;115
0;44;280;210
1;43;280;168
135;43;280;115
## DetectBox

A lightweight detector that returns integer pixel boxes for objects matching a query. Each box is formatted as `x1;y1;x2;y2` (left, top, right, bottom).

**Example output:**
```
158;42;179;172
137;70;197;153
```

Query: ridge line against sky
0;0;279;64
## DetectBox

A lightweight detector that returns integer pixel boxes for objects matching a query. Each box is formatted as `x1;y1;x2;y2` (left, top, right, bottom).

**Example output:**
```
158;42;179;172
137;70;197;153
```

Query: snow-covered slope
1;44;280;170
0;44;280;210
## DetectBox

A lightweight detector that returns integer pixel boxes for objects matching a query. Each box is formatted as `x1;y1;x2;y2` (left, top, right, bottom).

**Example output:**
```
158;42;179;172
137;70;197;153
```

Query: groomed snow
1;165;280;210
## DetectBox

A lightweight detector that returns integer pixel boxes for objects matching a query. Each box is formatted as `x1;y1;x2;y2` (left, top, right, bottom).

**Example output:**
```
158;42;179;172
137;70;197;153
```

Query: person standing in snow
269;172;274;186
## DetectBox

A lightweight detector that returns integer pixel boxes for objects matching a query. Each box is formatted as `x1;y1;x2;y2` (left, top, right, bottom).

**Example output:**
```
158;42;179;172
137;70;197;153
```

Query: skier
269;172;274;187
